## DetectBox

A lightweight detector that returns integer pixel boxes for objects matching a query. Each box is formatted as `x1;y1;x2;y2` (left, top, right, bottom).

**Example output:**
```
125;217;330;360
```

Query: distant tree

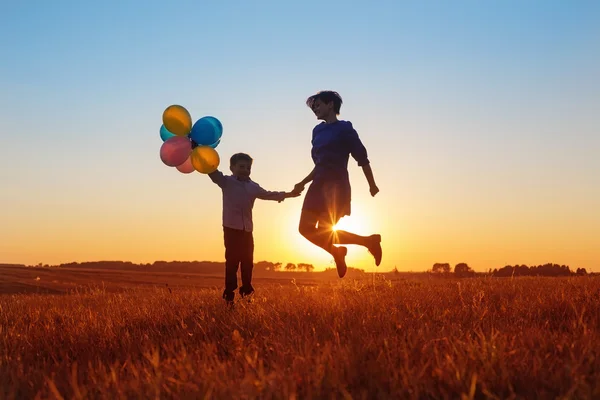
492;263;575;278
297;263;315;272
454;263;475;277
576;268;588;276
285;263;296;271
272;262;282;271
255;261;278;272
432;263;451;274
494;265;529;277
534;263;572;277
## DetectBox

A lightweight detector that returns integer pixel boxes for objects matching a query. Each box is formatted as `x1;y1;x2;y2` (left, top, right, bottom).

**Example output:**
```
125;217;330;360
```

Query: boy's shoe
239;287;255;303
333;246;348;278
223;290;235;306
367;234;382;266
239;285;254;296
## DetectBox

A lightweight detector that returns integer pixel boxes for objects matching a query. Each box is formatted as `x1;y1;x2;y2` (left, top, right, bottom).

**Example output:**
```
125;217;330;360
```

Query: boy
209;153;299;304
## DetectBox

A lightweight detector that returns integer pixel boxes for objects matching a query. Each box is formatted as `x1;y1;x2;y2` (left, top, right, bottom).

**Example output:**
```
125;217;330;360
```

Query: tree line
29;260;317;273
430;262;589;277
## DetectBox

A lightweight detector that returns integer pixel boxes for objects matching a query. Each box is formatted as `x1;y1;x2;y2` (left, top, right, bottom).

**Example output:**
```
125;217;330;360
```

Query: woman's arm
361;164;379;197
293;167;316;194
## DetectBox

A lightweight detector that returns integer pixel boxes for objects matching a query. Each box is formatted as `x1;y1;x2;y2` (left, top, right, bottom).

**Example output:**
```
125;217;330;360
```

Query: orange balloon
191;146;220;174
162;105;192;136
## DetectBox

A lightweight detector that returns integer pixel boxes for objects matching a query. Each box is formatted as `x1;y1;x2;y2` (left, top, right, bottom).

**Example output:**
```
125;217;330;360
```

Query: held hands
292;182;305;196
278;187;303;203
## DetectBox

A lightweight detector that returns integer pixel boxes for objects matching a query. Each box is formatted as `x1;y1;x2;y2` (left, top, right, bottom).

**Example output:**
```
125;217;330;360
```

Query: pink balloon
176;156;195;174
160;136;191;167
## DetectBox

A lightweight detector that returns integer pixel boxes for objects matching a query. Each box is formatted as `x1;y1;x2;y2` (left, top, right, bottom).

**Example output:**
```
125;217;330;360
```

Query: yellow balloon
162;105;192;136
191;146;220;174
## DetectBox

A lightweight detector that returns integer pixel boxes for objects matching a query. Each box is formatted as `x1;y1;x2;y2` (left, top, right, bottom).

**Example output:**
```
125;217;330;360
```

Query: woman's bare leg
298;209;348;277
334;230;370;246
298;209;336;254
334;230;382;266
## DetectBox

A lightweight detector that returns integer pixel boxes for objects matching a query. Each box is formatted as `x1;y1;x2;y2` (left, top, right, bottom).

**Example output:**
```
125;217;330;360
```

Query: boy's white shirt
209;170;286;232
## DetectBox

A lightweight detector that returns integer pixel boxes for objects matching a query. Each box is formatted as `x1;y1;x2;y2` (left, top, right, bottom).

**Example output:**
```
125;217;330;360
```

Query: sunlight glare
332;209;370;235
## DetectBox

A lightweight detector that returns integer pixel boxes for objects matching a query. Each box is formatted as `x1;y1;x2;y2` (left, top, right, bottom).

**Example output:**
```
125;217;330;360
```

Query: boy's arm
255;186;301;202
208;170;227;188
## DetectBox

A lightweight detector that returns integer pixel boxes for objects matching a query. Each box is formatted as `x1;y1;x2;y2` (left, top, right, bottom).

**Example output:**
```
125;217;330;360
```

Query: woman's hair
306;91;343;115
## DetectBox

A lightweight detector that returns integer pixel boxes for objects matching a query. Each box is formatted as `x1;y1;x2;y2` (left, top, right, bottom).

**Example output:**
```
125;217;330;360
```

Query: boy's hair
306;91;343;115
230;153;253;167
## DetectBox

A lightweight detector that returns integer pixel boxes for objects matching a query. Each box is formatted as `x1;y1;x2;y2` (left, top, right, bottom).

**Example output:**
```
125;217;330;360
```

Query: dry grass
1;276;600;399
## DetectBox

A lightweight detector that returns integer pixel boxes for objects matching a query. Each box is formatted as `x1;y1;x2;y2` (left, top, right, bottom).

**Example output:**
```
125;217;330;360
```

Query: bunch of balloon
159;105;223;174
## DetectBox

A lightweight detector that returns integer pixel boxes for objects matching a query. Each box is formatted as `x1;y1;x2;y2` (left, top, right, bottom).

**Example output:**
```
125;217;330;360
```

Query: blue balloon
160;125;177;142
209;138;221;148
189;116;223;146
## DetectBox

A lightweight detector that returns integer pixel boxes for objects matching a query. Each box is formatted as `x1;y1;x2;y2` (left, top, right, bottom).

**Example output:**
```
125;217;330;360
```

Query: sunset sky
1;1;599;272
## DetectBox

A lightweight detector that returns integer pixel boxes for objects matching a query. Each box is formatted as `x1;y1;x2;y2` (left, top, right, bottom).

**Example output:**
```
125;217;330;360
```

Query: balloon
191;146;220;174
160;125;176;142
176;156;195;174
190;137;219;149
162;105;192;136
205;116;223;137
160;136;192;167
189;116;223;146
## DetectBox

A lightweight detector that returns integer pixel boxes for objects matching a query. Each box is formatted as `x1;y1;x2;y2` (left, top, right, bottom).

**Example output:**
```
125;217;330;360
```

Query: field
1;265;599;399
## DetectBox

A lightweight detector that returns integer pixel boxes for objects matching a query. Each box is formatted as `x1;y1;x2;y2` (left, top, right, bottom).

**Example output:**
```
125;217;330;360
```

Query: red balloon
176;156;195;174
160;136;191;167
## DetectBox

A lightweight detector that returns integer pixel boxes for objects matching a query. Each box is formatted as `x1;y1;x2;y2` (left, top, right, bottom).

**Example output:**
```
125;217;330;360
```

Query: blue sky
1;1;599;271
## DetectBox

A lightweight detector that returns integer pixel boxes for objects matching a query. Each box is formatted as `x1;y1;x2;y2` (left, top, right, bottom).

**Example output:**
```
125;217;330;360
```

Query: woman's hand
292;182;306;195
369;184;379;197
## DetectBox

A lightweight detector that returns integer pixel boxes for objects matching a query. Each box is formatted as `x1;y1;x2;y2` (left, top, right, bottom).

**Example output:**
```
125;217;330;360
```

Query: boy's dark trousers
223;227;254;301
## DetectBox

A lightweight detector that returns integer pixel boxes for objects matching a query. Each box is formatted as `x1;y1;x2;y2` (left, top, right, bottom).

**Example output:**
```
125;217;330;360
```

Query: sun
278;201;381;268
332;218;360;233
331;208;370;235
